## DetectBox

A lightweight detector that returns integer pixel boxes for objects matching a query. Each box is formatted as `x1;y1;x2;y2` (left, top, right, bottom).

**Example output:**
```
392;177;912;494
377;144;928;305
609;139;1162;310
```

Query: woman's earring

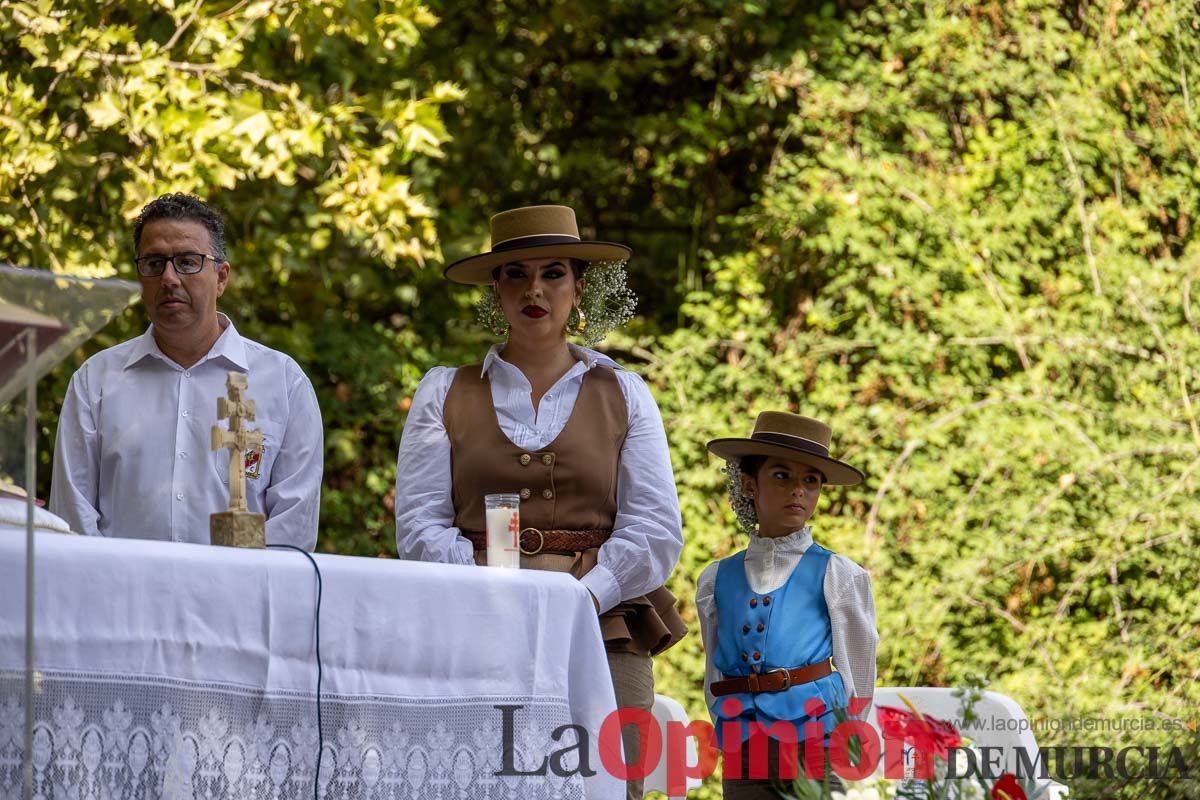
567;305;586;335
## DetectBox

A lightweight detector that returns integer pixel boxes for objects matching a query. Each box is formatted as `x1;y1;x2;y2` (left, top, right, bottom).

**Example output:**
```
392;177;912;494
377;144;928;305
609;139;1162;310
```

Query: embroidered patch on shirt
245;446;264;480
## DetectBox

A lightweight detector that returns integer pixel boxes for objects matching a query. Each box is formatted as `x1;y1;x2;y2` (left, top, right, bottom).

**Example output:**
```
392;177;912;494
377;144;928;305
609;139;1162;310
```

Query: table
0;533;623;799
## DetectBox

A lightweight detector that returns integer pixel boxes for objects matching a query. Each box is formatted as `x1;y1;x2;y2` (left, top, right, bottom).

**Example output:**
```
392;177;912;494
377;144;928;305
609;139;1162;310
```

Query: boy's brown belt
463;528;611;556
710;658;834;697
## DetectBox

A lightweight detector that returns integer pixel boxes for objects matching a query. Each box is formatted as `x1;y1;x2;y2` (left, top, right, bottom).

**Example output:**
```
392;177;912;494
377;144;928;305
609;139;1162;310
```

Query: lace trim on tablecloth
0;670;591;799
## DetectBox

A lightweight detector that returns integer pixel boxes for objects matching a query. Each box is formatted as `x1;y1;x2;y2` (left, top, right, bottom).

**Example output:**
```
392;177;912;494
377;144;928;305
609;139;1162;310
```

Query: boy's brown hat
707;411;864;486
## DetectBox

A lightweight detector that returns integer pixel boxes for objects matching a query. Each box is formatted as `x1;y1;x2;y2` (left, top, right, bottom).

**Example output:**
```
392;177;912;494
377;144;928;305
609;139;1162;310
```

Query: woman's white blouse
394;343;683;614
696;526;878;714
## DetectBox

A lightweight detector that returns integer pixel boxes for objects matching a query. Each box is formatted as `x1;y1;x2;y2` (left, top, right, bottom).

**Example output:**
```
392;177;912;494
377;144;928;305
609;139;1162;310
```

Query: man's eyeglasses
134;252;220;277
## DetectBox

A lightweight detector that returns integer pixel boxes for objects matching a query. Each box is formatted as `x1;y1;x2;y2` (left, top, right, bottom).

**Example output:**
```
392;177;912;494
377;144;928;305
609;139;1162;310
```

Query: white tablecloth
0;533;622;799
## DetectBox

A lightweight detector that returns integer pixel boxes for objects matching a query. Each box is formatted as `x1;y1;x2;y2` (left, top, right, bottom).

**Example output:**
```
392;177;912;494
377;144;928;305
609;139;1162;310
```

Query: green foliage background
3;1;1198;797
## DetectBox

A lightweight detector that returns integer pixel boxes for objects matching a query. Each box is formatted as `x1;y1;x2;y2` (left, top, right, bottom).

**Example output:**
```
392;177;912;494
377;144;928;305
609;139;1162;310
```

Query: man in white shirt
51;194;323;549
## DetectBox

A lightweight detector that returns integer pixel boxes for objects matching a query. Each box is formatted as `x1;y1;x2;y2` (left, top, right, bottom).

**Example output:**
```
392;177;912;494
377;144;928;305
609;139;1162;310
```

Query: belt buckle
765;667;792;691
519;527;545;556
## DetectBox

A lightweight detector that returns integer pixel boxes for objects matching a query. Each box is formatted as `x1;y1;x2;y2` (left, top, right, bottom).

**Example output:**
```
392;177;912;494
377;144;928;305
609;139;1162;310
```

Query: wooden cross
210;372;263;513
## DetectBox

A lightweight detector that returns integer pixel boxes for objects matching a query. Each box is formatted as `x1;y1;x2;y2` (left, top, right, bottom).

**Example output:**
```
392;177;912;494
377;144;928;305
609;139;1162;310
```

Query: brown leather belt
463;528;611;556
710;658;834;697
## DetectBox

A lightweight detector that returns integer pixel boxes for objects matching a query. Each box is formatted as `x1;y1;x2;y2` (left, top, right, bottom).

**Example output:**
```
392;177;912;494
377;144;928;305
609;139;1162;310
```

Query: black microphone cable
266;544;323;800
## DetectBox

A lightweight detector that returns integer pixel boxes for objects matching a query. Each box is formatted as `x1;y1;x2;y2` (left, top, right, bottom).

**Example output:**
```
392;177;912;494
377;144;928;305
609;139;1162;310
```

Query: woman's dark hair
492;257;588;281
739;455;767;478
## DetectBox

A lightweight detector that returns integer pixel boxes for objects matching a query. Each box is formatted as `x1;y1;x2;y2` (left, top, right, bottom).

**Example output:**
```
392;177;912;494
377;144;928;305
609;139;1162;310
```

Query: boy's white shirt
695;525;879;717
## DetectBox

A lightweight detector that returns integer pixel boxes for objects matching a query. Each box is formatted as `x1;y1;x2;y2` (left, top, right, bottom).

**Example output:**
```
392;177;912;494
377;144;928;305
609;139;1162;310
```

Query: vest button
741;652;749;662
763;596;771;606
749;598;757;608
757;623;765;632
542;489;554;500
519;488;531;500
752;651;761;661
519;454;532;465
542;454;554;465
742;624;750;634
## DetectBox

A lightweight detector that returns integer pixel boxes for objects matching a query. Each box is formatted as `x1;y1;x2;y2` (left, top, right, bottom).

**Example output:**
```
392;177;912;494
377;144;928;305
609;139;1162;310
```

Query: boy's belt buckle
764;667;792;691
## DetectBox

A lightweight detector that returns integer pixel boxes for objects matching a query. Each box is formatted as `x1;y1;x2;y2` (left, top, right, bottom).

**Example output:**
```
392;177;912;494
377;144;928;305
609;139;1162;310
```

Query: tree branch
863;397;1005;554
162;0;205;52
1048;94;1102;296
1127;284;1200;447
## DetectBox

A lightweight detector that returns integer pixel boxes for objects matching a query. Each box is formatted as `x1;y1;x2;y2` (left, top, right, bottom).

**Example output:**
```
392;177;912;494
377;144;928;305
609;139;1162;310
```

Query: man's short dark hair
133;193;227;262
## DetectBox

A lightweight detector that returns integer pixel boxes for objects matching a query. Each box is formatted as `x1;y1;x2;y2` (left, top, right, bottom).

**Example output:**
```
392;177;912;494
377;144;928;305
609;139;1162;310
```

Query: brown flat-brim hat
707;411;864;486
443;205;631;285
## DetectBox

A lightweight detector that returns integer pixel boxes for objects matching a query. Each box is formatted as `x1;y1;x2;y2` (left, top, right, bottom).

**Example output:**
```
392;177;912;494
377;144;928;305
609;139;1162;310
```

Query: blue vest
709;543;849;746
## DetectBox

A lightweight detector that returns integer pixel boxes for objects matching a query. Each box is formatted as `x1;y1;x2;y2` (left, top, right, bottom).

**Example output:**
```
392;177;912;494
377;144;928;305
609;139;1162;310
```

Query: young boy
696;412;879;799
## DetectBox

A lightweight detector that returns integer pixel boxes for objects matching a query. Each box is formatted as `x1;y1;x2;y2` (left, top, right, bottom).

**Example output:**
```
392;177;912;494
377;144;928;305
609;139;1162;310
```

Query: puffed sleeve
394;367;475;565
696;560;723;716
579;370;683;613
824;555;879;716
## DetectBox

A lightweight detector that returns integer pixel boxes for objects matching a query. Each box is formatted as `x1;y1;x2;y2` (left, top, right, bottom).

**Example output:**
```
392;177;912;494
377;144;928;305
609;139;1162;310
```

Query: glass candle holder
484;493;520;568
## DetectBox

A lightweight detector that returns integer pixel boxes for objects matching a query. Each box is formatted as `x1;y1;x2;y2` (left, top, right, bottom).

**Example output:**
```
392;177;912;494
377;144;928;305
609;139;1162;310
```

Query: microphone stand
22;328;36;800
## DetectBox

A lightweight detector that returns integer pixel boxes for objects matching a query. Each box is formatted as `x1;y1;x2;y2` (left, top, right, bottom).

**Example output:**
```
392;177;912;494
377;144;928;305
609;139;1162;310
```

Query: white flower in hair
723;458;759;535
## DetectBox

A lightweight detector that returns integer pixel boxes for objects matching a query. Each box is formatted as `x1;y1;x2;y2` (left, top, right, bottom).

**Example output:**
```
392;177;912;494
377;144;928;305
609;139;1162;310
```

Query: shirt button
741;624;750;634
749;598;757;608
519;488;531;500
757;623;765;632
519;454;532;466
763;597;771;606
181;410;189;417
541;454;554;466
178;452;187;459
753;651;761;661
184;371;191;378
542;489;553;500
741;652;749;662
175;493;184;501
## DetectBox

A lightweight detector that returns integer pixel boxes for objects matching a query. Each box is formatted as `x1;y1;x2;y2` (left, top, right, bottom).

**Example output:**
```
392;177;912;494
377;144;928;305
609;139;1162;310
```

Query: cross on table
210;372;263;513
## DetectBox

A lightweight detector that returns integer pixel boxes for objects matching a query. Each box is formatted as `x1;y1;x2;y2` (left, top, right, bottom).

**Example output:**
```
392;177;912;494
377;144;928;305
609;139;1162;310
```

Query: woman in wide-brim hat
395;204;687;800
697;412;878;799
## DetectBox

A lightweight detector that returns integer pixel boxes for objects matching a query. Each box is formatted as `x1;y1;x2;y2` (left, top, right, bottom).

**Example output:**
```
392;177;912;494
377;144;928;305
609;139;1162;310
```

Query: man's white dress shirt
696;526;878;713
51;315;323;549
394;343;682;614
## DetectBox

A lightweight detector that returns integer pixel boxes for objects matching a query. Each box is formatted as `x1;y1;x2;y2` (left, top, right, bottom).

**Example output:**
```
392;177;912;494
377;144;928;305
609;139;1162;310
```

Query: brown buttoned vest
445;364;626;531
443;364;686;656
